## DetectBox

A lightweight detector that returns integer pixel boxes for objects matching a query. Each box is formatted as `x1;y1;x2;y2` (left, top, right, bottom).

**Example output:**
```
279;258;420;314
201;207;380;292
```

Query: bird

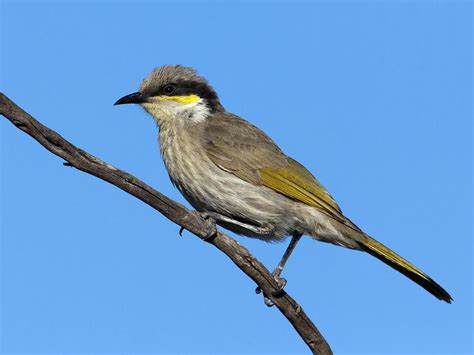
115;65;452;303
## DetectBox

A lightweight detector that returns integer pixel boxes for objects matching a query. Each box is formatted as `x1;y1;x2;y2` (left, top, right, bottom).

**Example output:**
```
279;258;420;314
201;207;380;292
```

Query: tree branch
0;93;332;354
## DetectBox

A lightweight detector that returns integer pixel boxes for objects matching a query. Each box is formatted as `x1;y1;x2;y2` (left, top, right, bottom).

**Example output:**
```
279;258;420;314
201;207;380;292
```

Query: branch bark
0;93;332;354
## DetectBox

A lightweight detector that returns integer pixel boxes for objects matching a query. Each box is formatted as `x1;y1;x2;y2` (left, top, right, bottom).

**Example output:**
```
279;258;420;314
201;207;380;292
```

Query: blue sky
1;1;472;354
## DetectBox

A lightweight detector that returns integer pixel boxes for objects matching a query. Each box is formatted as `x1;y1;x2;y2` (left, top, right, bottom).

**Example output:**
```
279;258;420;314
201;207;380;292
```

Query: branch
0;93;332;354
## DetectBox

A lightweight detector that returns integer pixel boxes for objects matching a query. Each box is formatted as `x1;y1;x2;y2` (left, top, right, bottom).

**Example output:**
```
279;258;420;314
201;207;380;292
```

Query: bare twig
0;93;332;354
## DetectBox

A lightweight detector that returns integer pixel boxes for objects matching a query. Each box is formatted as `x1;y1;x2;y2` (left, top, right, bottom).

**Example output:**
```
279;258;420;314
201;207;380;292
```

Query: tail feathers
359;236;453;303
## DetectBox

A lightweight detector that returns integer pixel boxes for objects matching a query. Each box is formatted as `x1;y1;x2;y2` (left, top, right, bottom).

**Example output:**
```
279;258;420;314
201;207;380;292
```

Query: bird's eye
163;85;176;95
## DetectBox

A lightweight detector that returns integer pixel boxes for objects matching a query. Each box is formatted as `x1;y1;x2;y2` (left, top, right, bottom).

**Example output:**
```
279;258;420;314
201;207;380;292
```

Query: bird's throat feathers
142;95;210;126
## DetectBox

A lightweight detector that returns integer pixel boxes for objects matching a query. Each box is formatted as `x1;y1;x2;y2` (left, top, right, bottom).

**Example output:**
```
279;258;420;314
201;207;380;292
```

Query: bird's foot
255;271;287;307
198;212;218;241
179;211;217;241
271;272;287;295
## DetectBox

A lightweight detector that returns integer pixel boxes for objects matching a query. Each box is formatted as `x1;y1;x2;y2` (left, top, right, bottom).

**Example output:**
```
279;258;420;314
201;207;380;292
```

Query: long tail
358;235;452;303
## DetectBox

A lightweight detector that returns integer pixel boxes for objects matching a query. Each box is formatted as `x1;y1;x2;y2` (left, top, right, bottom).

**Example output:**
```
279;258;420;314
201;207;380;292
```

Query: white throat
181;99;210;123
143;99;210;126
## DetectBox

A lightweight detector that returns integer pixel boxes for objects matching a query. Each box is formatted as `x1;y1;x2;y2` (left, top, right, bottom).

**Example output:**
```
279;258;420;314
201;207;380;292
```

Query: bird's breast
157;123;310;241
158;125;214;208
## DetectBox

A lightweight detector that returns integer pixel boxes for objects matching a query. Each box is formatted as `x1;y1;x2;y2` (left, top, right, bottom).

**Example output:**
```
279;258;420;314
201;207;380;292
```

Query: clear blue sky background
1;1;472;354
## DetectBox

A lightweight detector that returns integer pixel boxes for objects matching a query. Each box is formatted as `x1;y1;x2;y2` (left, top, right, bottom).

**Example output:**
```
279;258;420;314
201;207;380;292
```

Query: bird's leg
256;232;302;307
179;211;271;240
272;232;302;283
198;211;274;235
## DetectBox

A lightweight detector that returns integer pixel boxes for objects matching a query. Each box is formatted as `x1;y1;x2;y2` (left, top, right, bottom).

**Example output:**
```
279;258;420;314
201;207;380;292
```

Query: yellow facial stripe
156;95;200;105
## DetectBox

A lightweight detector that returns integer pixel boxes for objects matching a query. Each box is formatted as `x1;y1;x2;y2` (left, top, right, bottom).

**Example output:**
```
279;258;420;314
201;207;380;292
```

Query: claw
264;296;275;307
271;273;287;296
255;286;275;307
271;279;287;296
197;212;217;241
255;273;287;307
179;211;217;240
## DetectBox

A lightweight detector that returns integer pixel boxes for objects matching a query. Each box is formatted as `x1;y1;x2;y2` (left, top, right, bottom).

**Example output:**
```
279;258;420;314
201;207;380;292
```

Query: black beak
114;92;147;106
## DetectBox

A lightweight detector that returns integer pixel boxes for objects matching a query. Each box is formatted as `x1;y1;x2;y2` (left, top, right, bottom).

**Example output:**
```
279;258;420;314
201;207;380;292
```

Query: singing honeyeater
115;65;452;303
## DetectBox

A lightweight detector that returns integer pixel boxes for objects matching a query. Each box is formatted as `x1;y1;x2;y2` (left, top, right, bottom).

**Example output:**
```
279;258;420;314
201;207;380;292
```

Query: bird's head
115;65;223;124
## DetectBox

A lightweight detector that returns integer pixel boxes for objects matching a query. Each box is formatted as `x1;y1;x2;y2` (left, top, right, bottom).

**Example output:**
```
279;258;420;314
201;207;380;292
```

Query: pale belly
172;155;295;240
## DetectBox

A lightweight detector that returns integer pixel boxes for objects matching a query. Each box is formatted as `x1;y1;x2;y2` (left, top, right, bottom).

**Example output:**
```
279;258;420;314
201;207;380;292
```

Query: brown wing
203;113;344;222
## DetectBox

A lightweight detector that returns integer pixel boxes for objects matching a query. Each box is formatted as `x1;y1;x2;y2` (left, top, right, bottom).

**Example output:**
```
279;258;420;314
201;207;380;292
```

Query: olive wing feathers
203;114;344;222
